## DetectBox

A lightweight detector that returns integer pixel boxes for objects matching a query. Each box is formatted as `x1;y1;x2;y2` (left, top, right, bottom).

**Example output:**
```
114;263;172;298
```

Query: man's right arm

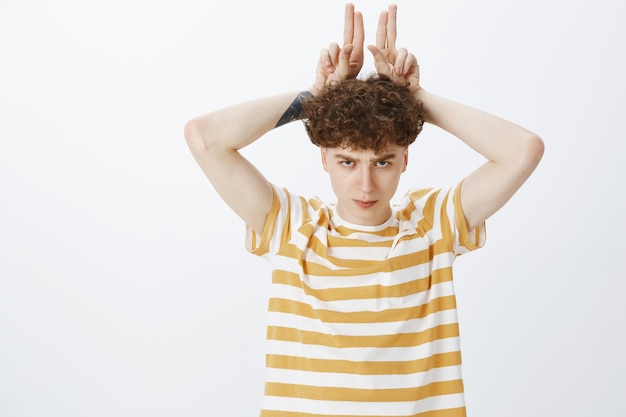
184;91;301;235
184;3;364;235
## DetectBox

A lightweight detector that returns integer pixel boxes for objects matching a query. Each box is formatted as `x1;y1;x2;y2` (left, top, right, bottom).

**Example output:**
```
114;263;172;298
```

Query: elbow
184;112;228;155
510;132;544;178
524;132;545;168
184;117;210;153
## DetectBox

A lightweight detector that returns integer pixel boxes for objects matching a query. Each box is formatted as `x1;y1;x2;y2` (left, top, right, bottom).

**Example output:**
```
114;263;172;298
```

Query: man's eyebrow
373;153;398;161
333;153;356;161
333;152;398;161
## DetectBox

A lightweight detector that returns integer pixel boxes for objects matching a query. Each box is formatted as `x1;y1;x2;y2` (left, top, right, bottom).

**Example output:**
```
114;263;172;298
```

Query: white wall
1;0;624;416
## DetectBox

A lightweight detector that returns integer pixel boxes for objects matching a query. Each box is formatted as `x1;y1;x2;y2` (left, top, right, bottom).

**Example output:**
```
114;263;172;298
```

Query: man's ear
321;148;329;172
402;147;409;173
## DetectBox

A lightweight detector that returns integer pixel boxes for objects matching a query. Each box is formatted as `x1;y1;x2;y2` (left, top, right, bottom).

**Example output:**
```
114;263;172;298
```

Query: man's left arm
416;90;544;230
368;4;544;231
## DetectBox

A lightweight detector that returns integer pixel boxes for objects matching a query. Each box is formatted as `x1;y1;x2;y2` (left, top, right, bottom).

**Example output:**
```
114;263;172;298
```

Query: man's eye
376;161;389;167
341;161;354;167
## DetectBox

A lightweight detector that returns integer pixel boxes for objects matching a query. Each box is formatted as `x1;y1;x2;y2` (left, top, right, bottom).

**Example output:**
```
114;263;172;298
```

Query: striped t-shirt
246;182;485;417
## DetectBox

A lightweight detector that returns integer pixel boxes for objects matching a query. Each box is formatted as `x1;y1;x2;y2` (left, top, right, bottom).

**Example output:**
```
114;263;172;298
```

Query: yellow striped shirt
246;182;485;417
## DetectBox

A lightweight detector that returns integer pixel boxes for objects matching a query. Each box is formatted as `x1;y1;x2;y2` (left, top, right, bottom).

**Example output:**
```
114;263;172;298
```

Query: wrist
308;83;321;97
413;89;433;123
274;91;313;128
413;87;426;102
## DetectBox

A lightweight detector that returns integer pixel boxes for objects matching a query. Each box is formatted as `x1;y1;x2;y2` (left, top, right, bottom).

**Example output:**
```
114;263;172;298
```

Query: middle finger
386;4;398;51
343;3;355;45
376;10;389;50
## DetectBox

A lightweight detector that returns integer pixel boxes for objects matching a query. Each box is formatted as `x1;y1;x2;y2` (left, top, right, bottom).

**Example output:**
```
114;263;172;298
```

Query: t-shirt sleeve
245;184;302;259
451;179;486;254
401;180;485;256
245;185;278;257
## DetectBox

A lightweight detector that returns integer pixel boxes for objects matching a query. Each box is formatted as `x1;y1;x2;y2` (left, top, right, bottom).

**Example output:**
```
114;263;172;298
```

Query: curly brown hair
302;74;424;152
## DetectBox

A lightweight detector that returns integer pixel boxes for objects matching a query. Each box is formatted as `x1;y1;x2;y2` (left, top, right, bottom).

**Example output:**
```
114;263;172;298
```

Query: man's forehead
327;144;406;157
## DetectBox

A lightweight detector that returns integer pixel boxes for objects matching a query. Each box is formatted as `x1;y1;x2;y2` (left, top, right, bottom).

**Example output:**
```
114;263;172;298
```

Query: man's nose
358;166;375;193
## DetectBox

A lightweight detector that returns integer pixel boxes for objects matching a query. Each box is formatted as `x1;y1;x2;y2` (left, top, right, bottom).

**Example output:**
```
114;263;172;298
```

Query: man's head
301;75;425;226
302;74;424;152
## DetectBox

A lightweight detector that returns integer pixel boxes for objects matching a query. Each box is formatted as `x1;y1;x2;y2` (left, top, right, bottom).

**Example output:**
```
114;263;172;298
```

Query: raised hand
367;4;421;93
312;3;364;93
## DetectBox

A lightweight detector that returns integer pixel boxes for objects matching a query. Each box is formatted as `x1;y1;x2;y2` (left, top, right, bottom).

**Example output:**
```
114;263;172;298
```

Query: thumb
367;45;392;77
336;44;354;76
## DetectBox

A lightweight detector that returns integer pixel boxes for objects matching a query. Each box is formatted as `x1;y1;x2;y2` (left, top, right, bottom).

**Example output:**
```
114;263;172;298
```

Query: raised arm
369;4;544;231
185;93;300;235
184;3;365;235
415;92;544;230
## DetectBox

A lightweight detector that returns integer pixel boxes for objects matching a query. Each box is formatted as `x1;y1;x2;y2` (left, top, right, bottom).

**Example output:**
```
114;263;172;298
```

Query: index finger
352;11;364;50
375;10;388;49
343;3;355;45
386;4;398;49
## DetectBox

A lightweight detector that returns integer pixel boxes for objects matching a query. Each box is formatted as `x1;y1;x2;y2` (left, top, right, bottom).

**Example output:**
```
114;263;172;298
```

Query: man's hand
367;4;421;94
311;3;364;94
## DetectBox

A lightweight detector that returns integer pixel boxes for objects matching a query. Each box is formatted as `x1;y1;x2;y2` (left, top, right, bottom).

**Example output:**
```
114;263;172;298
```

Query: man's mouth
354;200;377;209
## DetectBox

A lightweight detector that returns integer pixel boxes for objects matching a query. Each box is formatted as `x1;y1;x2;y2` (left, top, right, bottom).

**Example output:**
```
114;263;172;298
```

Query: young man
185;4;544;416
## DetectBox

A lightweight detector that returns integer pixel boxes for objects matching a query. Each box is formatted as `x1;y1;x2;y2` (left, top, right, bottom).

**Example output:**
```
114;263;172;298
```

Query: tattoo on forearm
275;91;313;128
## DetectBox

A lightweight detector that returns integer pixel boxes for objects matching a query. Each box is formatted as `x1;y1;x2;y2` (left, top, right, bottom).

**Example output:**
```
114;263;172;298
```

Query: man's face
321;144;408;226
